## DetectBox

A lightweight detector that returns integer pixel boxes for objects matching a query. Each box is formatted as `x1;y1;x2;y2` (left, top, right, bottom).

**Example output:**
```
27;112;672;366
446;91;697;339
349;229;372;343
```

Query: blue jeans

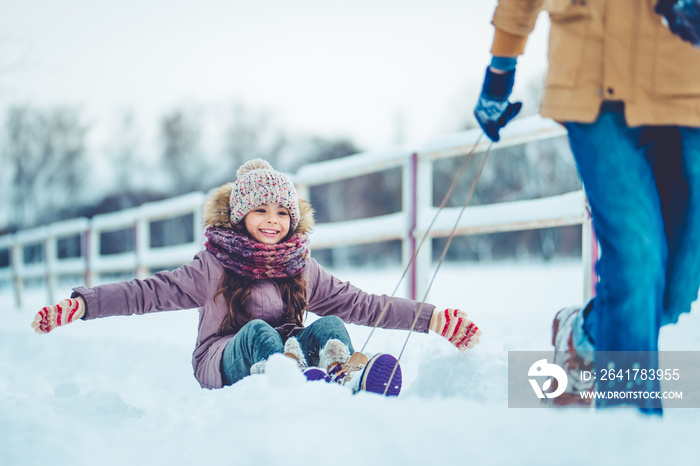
221;315;354;385
566;102;700;413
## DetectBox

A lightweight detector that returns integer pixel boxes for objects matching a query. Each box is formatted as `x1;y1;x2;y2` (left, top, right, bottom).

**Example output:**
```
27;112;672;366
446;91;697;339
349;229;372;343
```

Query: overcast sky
0;0;550;157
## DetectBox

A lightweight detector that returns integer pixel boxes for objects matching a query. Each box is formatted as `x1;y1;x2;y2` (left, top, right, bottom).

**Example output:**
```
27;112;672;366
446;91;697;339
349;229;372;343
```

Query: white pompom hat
229;159;300;230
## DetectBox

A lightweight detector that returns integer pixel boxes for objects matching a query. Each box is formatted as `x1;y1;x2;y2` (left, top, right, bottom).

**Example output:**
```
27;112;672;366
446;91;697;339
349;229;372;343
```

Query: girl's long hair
214;224;307;335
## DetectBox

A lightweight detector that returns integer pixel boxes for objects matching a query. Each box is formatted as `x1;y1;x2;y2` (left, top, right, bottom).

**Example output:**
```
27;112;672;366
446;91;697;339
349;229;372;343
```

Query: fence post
135;215;149;279
590;225;598;300
83;229;91;288
582;212;598;302
414;153;433;302
87;224;100;287
402;153;418;300
193;198;205;247
45;232;57;304
10;239;22;309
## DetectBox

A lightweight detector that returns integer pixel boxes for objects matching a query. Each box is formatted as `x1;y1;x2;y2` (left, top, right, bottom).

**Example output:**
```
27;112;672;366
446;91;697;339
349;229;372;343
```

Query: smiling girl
32;159;481;396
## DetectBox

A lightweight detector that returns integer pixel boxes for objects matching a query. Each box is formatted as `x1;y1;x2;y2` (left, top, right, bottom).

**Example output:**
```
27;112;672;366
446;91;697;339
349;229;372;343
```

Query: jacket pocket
652;25;700;97
544;0;591;88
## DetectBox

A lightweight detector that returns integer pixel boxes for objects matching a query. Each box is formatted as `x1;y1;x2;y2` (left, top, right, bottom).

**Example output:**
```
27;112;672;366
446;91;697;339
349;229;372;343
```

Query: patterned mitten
429;308;482;351
473;63;522;142
32;298;86;334
656;0;700;47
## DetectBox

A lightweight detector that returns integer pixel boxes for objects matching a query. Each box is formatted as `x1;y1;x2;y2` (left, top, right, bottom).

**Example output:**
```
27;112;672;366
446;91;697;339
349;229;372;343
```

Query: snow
2;261;700;465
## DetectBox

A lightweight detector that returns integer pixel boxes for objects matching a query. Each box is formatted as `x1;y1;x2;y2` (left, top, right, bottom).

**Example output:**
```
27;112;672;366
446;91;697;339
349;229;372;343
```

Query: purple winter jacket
73;250;434;389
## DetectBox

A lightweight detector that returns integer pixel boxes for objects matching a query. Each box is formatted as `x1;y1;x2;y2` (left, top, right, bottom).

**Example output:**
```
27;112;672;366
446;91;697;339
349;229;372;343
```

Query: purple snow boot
328;352;403;396
358;353;402;397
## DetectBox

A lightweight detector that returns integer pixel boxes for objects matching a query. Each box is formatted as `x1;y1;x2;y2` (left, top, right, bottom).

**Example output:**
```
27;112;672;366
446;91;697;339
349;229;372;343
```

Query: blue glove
473;62;522;142
656;0;700;47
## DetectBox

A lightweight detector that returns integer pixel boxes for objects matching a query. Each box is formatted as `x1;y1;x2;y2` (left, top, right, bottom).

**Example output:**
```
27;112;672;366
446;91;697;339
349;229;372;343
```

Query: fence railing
0;115;595;307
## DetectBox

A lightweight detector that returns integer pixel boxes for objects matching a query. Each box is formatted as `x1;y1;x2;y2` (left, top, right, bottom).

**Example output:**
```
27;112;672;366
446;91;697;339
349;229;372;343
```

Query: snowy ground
2;260;700;466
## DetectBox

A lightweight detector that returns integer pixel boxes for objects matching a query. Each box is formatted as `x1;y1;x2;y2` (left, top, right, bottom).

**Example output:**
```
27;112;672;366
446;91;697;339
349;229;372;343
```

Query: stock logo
528;359;568;399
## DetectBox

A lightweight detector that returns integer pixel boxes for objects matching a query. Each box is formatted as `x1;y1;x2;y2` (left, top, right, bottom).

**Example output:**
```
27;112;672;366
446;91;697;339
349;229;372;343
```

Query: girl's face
243;202;291;244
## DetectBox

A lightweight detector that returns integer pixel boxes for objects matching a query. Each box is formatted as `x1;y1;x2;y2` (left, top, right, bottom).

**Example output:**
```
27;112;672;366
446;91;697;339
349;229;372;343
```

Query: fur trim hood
202;182;315;235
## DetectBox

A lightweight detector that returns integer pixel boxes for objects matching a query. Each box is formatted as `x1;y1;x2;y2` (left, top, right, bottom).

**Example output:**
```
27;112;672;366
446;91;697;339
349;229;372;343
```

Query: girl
32;159;481;396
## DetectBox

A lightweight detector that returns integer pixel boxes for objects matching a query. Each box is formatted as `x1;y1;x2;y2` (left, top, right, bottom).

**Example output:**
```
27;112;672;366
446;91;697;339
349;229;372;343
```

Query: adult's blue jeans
566;102;700;413
221;315;354;385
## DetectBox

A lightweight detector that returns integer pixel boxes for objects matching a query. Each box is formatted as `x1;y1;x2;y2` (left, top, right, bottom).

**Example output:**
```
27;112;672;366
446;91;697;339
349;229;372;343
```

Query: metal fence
0;115;595;307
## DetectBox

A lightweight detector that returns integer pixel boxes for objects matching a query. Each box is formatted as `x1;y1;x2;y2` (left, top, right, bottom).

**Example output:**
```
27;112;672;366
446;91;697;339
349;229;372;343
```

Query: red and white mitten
429;308;482;351
32;298;86;334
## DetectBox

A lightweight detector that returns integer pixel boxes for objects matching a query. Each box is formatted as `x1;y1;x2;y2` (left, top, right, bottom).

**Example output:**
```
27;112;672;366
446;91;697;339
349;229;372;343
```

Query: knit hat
230;159;300;230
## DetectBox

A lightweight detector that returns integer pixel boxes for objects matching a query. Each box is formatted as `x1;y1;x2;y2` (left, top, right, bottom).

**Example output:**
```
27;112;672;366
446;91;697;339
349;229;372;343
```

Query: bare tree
219;103;289;179
102;110;144;209
159;107;204;196
2;105;88;229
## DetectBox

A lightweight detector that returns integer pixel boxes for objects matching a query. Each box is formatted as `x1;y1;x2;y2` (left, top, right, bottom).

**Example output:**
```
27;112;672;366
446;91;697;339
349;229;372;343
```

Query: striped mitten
429;308;482;351
32;298;86;334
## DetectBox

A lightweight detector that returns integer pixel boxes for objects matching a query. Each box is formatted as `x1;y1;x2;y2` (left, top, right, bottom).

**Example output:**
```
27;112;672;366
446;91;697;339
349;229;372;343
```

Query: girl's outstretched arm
32;251;216;331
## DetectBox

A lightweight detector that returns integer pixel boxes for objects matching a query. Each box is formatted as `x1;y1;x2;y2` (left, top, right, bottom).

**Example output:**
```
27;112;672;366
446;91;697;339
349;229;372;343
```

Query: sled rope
378;142;493;395
359;133;489;354
398;144;491;354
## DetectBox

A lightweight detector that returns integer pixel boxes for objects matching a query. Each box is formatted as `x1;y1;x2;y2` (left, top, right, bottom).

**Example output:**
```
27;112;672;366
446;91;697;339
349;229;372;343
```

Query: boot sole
360;354;402;396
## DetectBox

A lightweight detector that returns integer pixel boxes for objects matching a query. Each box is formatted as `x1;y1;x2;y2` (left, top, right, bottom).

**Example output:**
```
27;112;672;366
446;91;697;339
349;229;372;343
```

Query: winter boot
284;337;331;382
250;358;329;381
283;337;308;368
550;306;594;406
319;339;352;372
250;360;267;375
329;352;402;397
357;354;402;396
327;351;368;385
250;337;312;377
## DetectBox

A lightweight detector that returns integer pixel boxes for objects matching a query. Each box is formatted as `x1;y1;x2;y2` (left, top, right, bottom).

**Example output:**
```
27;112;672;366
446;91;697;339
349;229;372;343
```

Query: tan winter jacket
491;0;700;126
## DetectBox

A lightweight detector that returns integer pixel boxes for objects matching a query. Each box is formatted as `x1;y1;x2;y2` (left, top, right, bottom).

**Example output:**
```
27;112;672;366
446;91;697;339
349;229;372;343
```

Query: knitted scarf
204;227;310;279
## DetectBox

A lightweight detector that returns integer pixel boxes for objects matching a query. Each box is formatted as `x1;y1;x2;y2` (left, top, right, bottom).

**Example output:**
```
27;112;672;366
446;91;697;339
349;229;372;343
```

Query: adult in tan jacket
474;0;700;414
